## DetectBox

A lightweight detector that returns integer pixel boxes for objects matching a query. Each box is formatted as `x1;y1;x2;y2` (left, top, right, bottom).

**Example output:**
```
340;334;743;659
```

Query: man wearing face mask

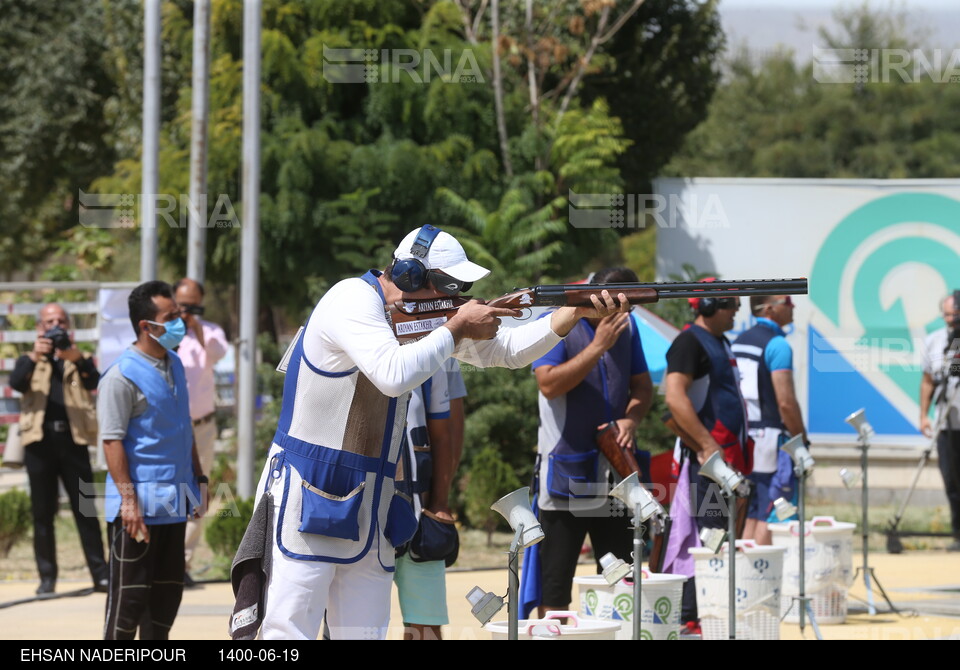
98;281;207;640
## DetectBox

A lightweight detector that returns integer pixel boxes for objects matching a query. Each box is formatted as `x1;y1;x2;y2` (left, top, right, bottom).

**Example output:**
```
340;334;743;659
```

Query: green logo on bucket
585;590;598;615
613;593;633;621
653;596;671;623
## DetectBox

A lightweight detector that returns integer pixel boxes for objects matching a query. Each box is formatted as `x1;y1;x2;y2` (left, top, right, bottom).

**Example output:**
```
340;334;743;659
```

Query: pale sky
720;0;960;55
722;0;958;8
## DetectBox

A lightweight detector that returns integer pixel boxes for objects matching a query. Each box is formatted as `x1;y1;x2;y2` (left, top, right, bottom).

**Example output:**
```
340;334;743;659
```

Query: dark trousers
104;521;186;640
539;507;633;608
938;430;960;538
23;436;108;583
682;455;732;624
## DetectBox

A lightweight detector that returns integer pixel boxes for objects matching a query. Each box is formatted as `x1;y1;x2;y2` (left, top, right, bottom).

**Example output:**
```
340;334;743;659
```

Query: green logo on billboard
810;192;960;399
613;593;633;621
667;631;679;640
640;629;654;640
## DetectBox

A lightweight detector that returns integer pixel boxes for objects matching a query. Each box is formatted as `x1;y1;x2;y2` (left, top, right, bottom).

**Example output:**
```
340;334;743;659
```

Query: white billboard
654;178;960;443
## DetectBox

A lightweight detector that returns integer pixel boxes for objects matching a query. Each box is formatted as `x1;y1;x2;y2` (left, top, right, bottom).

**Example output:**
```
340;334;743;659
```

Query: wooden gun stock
595;422;642;479
388;296;469;343
662;412;701;451
648;516;672;573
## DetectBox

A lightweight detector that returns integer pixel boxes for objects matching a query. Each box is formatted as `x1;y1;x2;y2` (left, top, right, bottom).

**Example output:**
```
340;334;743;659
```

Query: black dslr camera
948;289;960;377
182;304;205;316
43;326;72;351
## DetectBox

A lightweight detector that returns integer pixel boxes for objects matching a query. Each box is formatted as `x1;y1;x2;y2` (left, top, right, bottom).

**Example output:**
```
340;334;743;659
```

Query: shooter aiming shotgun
388;278;808;341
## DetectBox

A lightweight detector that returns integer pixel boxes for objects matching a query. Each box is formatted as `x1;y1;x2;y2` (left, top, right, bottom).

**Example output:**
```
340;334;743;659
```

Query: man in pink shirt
174;278;228;584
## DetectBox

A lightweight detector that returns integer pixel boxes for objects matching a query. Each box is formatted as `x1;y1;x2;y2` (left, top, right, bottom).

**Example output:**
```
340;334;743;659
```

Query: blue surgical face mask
146;317;186;350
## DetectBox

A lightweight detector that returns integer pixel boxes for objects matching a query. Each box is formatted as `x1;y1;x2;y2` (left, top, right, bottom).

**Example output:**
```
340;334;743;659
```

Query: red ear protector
688;277;719;315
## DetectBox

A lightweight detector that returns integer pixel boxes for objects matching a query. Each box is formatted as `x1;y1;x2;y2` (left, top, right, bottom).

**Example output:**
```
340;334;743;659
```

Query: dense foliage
3;0;724;528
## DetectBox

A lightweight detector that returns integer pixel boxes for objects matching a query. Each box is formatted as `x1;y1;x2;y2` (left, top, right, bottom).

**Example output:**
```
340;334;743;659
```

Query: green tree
665;4;960;180
0;0;135;278
462;445;522;547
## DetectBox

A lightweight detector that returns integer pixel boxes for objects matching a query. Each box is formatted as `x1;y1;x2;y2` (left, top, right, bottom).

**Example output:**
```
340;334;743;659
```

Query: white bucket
485;611;620;640
575;570;687;640
769;516;855;624
689;540;786;640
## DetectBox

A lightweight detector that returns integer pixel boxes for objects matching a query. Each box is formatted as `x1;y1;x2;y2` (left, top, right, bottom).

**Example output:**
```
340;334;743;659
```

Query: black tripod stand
886;336;960;553
845;409;899;616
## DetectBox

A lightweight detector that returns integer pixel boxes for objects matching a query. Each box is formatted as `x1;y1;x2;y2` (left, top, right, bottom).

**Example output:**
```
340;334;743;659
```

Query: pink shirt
177;319;228;420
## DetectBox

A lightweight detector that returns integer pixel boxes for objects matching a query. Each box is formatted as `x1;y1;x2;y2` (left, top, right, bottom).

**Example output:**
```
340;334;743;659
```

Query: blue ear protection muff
391;224;442;292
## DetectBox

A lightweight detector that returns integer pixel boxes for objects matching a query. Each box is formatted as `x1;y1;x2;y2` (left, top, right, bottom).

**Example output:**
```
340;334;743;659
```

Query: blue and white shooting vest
104;349;196;524
539;317;633;503
688;325;753;475
265;271;417;567
732;321;785;431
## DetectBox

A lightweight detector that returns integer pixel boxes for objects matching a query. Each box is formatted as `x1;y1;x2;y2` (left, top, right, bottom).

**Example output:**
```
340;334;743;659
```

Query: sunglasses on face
427;270;472;296
717;297;740;310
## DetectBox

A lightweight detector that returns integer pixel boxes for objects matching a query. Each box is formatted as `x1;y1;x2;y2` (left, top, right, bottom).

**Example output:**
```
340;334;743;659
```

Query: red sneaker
680;620;702;637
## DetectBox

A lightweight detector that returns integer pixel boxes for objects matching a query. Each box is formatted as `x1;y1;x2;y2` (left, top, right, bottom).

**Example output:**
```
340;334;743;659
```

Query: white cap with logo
393;227;491;283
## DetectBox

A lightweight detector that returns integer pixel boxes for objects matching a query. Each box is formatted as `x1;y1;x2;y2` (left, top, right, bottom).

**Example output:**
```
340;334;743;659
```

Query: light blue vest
104;349;196;524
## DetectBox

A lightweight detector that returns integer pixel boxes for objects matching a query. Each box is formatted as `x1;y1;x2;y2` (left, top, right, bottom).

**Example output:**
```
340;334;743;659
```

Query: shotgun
388;277;807;341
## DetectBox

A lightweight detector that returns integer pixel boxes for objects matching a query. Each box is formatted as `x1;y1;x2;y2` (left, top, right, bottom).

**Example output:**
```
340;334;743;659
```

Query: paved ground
1;551;958;640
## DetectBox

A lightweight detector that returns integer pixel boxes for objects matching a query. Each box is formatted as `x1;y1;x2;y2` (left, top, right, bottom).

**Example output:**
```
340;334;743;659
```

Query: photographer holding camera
9;303;108;594
920;292;960;552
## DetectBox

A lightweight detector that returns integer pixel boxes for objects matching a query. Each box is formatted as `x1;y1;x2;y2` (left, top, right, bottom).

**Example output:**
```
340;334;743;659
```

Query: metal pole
237;0;262;499
508;522;523;641
798;469;807;633
187;0;212;282
860;438;876;615
140;0;161;281
632;506;643;641
795;468;823;639
728;493;736;640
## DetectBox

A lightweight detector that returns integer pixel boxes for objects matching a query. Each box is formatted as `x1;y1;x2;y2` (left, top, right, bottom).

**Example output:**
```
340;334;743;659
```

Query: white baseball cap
393;227;491;283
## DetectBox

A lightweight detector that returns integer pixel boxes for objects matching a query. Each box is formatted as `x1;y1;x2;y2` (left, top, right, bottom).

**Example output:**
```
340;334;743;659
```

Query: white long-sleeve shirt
303;277;561;397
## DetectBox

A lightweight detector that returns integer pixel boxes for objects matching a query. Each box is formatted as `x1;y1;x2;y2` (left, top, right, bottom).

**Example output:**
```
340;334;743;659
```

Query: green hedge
0;489;31;557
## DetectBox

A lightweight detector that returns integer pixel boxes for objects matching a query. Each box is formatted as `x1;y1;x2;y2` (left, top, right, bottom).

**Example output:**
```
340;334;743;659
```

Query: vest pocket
298;478;365;541
383;490;418;548
413;448;433;495
547;451;599;499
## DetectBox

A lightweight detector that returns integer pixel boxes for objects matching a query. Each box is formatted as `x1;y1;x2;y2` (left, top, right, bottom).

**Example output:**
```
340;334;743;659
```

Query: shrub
205;496;256;562
0;489;32;557
462;446;522;547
